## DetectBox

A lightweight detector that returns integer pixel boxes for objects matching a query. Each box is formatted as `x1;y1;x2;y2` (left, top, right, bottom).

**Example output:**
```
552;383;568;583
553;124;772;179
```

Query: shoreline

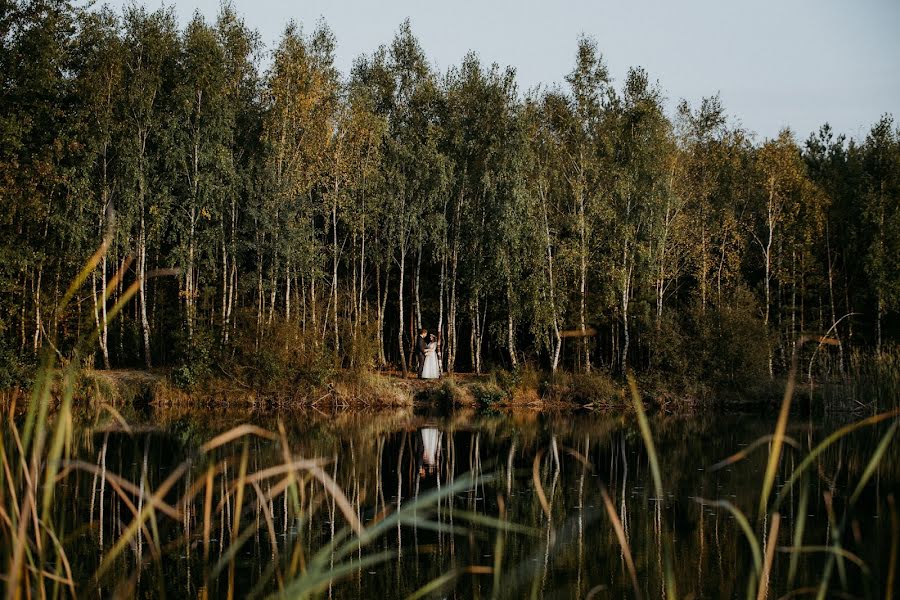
1;366;876;415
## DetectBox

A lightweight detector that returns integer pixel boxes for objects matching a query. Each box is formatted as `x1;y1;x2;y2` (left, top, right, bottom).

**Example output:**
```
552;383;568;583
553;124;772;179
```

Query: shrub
645;288;771;402
566;372;621;406
341;319;381;371
225;313;337;396
490;365;546;404
493;368;520;395
333;371;411;405
0;341;31;390
171;328;215;390
539;370;622;407
697;289;770;394
469;382;505;406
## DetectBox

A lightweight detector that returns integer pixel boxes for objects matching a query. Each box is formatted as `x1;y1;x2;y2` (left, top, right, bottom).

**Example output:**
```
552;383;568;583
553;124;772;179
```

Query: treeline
2;1;899;390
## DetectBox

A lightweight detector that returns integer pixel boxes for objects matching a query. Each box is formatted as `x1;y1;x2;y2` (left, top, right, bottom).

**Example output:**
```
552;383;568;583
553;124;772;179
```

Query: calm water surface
60;404;897;599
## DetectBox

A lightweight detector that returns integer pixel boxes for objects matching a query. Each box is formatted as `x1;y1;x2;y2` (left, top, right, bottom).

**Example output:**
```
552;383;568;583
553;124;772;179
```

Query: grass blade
787;476;808;586
696;498;762;573
757;512;781;600
627;374;662;499
849;421;897;505
887;494;897;600
627;374;675;600
772;409;900;512
532;449;550;518
709;434;799;472
200;425;279;453
405;569;461;600
600;485;642;600
758;350;798;519
777;546;870;575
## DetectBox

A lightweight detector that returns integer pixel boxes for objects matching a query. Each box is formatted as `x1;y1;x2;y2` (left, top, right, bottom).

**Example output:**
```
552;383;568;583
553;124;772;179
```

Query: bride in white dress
421;335;441;379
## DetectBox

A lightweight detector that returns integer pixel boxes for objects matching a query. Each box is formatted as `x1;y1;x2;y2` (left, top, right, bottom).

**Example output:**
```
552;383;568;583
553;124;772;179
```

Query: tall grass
613;337;899;600
2;366;513;598
815;346;900;411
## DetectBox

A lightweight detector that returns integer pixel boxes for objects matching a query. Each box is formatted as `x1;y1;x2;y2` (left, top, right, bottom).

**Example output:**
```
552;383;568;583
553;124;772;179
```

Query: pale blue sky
93;0;900;140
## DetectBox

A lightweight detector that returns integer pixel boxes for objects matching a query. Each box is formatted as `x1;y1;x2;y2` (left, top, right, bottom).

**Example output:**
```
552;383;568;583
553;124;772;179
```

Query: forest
2;0;899;398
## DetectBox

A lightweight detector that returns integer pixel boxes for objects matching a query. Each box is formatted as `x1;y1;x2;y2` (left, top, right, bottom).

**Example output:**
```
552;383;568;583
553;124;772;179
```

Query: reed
663;342;898;600
2;372;515;598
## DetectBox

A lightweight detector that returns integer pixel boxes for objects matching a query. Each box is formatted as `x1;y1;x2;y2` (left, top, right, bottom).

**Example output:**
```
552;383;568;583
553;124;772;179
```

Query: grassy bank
5;343;898;414
2;363;893;416
9;367;684;411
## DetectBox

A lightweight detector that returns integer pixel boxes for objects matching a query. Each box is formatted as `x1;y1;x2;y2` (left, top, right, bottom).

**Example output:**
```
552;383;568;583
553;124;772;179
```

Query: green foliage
699;296;771;393
541;370;622;406
0;341;31;389
469;382;506;406
171;329;215;390
225;318;337;396
648;290;771;400
493;368;520;395
342;320;381;372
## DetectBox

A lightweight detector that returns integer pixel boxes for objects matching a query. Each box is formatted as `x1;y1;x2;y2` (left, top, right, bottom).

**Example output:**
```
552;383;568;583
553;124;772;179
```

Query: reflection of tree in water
49;407;900;598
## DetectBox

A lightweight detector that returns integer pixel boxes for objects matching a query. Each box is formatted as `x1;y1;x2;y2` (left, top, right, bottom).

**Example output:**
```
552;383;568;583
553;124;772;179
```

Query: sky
92;0;900;141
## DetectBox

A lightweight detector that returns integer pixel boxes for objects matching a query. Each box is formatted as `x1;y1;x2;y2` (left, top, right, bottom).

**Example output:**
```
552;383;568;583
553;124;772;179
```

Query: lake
55;403;896;599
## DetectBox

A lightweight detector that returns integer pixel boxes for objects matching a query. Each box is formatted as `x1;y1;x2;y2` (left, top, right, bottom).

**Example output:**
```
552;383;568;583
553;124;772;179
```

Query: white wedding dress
421;342;441;379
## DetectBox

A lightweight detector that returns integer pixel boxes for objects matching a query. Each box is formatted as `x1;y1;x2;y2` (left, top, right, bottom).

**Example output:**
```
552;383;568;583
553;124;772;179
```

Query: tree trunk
700;220;708;313
438;235;446;368
268;249;278;327
99;147;111;367
825;224;843;373
470;306;477;373
398;246;408;377
221;236;228;342
505;265;517;369
225;196;237;344
32;266;42;352
414;237;422;332
139;216;152;369
116;253;124;360
285;263;291;322
791;250;796;342
186;207;196;342
877;295;883;355
256;253;264;346
377;264;389;367
620;229;633;374
101;253;110;368
579;191;590;372
448;193;462;373
358;214;366;337
540;183;562;372
621;274;630;374
92;268;110;370
474;296;487;374
332;197;339;350
765;230;773;378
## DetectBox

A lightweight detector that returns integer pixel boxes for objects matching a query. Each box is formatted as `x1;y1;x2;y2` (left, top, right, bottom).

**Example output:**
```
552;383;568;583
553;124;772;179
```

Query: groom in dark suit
416;328;428;378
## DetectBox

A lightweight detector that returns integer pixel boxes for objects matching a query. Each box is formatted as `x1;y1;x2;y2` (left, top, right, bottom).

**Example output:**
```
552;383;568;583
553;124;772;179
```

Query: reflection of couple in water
416;427;442;478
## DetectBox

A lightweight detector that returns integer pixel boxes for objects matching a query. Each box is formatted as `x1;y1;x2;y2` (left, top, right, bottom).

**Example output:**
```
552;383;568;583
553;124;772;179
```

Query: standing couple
415;328;441;379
